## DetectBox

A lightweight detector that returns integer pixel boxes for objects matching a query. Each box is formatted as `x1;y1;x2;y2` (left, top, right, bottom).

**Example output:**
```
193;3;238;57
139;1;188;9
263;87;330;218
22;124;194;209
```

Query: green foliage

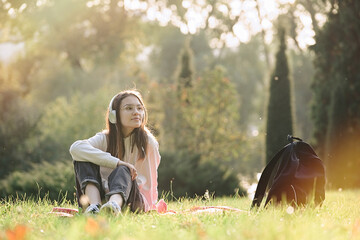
184;66;243;162
266;27;294;163
0;160;75;201
23;88;113;168
173;41;195;150
0;73;39;178
158;151;245;198
289;50;315;140
146;27;212;82
146;25;187;81
311;0;360;188
219;34;266;131
176;40;194;98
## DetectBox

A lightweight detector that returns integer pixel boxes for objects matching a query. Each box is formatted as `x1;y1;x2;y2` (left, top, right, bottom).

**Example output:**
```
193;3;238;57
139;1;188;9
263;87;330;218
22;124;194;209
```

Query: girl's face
119;95;145;137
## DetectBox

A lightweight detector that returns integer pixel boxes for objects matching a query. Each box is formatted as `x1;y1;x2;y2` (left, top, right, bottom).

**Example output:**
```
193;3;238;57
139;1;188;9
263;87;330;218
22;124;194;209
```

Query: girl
69;90;160;215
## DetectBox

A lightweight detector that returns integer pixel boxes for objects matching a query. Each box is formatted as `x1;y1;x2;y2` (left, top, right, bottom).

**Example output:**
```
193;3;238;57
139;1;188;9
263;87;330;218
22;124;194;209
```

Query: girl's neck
122;129;133;138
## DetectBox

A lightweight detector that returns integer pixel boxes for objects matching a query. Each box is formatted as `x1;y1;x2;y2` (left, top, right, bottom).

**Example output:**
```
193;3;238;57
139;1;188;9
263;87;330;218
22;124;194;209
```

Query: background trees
0;0;359;199
311;0;360;188
265;27;294;164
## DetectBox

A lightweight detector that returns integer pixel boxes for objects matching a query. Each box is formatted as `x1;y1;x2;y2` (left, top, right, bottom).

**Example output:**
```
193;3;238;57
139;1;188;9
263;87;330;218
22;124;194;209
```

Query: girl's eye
126;106;134;111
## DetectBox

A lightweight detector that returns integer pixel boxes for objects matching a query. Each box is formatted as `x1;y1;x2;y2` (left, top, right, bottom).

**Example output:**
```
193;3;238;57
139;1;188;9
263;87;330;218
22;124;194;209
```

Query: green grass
1;190;360;240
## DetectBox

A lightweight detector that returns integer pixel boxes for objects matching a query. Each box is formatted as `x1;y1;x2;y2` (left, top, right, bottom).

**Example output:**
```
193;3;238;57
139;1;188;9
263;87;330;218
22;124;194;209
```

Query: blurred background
0;0;359;201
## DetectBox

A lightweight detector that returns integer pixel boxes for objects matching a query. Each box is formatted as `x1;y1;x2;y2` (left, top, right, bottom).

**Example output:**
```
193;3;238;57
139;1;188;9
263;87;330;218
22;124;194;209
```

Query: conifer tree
174;40;195;150
312;0;360;188
177;40;194;105
265;27;294;164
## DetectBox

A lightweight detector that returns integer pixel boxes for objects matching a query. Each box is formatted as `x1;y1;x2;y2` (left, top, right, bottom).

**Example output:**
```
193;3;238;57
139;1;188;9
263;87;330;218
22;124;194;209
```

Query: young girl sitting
69;90;160;215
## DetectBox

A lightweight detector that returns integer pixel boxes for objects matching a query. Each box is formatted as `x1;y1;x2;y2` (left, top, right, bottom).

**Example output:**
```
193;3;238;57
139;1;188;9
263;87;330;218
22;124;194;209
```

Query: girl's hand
127;163;138;181
117;161;137;180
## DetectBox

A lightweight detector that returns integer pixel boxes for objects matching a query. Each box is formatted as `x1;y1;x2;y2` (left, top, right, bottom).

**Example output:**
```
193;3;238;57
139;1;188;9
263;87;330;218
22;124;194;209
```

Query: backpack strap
287;135;303;143
251;146;288;209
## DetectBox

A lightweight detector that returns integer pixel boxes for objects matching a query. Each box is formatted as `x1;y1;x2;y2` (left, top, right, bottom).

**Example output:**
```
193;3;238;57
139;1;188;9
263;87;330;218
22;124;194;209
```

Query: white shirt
69;130;161;212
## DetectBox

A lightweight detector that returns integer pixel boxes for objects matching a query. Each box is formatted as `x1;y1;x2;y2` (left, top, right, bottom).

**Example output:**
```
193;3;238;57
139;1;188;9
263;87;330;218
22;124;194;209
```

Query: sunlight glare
300;14;313;26
146;6;156;21
233;22;250;43
7;8;15;18
315;13;327;27
86;1;93;8
225;33;240;48
244;10;261;33
278;0;295;4
4;2;10;9
124;0;148;11
208;16;219;29
142;0;316;48
229;0;242;16
180;23;189;35
187;22;197;34
218;4;229;15
243;0;257;11
170;4;177;11
262;0;277;16
185;8;205;34
182;0;191;9
36;0;46;7
252;129;259;137
297;13;316;48
261;18;272;29
209;38;223;49
297;28;315;48
156;9;171;26
19;3;27;13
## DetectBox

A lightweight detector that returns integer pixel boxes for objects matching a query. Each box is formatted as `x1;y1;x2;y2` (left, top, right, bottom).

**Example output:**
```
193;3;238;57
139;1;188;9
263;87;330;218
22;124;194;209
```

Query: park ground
1;189;360;240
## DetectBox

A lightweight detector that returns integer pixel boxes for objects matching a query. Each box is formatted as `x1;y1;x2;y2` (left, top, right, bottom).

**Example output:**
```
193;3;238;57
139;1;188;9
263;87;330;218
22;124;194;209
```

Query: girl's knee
115;165;131;174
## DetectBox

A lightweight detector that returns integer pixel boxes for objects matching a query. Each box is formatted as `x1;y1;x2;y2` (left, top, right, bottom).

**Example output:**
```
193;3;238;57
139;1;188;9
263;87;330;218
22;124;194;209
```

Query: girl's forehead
121;95;141;105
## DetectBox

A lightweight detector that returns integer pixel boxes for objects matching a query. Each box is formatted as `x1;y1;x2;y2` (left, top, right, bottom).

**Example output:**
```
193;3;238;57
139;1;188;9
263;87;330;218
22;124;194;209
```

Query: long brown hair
106;90;148;161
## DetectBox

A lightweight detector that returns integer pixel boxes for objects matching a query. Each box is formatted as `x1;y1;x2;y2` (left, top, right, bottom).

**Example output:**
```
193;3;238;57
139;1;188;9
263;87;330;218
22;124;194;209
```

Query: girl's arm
69;132;119;169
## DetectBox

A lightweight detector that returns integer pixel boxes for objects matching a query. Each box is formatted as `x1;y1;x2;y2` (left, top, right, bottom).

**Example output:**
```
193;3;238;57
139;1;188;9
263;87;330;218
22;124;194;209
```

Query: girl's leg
108;193;124;208
106;165;145;213
85;183;102;205
73;161;103;208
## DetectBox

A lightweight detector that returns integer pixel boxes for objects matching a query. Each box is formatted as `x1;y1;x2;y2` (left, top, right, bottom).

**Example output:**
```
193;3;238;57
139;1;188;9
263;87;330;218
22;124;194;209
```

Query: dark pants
73;161;145;212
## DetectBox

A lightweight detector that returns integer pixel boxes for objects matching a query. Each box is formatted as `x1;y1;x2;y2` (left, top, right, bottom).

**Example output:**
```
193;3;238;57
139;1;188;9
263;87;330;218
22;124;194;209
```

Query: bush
158;151;246;199
1;150;246;202
0;160;76;202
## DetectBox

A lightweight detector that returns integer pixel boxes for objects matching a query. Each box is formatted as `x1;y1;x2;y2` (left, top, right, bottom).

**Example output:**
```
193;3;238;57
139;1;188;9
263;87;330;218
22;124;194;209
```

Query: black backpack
251;135;325;208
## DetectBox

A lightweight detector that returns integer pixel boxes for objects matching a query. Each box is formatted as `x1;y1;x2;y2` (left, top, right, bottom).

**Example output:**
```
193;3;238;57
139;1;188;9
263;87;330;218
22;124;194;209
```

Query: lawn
1;190;359;240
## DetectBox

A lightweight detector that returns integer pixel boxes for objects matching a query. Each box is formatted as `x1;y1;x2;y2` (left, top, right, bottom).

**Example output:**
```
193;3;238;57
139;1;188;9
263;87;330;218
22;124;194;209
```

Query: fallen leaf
85;218;100;236
6;225;29;240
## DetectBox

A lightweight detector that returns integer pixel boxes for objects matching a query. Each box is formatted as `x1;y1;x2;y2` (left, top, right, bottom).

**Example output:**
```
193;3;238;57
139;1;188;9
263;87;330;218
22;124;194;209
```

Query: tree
0;0;147;179
311;0;360;188
173;40;196;150
289;50;315;140
184;66;242;162
265;27;294;164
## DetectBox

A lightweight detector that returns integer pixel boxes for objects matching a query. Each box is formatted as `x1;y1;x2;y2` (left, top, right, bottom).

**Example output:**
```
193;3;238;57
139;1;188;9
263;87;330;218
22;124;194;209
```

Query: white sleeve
69;132;119;169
